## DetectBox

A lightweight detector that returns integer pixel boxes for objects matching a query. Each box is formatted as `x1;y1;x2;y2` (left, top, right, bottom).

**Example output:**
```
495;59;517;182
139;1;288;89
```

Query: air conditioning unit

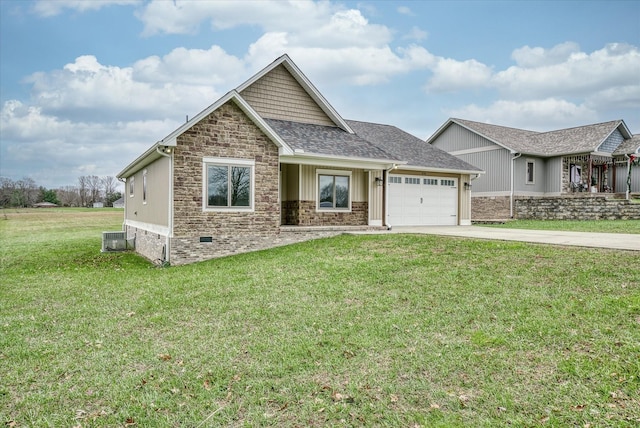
102;231;127;252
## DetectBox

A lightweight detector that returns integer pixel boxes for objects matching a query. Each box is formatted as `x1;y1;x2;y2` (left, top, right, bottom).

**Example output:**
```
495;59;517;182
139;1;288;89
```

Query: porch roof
613;134;640;155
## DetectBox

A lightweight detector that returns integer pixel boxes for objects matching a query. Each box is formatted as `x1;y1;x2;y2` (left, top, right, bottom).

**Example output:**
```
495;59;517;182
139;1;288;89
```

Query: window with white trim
317;170;351;210
526;159;535;184
203;158;254;210
128;176;134;197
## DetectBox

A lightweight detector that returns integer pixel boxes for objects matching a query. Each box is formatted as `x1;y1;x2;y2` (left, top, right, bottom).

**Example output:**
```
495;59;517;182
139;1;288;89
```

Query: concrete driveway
375;226;640;251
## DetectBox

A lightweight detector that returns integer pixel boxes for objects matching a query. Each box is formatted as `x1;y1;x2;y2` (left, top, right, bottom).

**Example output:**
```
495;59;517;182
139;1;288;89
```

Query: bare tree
57;185;80;207
0;177;15;208
78;176;89;207
101;176;118;205
12;177;38;207
87;175;102;205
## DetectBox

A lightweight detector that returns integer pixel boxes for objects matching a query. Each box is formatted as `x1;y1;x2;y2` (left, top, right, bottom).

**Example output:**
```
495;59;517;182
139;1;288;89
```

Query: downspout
383;163;398;230
156;145;173;265
117;177;126;232
510;152;521;218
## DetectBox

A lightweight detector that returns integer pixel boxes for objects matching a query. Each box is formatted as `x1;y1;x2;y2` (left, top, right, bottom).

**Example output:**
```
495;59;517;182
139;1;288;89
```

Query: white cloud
31;0;139;17
447;98;598;130
494;43;640;100
0;100;178;186
397;6;414;16
511;42;581;68
425;58;493;92
403;26;428;41
25;55;221;122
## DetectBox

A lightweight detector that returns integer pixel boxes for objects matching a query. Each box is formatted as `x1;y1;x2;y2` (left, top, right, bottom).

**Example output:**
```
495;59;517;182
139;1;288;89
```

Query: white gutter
384;163;398;230
510;152;522;218
156;145;173;265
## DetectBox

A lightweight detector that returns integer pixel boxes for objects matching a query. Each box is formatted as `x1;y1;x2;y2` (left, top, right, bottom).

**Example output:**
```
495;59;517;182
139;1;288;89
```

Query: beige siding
125;156;170;227
369;170;383;224
459;174;471;223
281;163;299;201
240;65;335;126
299;165;367;202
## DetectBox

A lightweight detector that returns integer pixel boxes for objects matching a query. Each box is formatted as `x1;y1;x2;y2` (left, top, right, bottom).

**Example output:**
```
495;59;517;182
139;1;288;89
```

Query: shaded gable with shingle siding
240;64;335;127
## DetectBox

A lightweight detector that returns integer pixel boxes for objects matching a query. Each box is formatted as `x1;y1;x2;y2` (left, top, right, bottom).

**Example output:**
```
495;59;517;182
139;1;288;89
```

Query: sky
1;0;639;189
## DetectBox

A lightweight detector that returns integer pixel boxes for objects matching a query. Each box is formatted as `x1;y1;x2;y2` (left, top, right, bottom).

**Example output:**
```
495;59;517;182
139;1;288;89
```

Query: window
526;160;535;184
424;178;438;185
440;179;455;187
389;176;402;184
142;170;147;203
128;176;134;197
203;158;254;210
405;177;420;184
318;170;351;210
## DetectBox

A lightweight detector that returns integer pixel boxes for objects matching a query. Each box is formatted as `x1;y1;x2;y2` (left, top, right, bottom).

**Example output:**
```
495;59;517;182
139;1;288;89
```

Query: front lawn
1;210;639;426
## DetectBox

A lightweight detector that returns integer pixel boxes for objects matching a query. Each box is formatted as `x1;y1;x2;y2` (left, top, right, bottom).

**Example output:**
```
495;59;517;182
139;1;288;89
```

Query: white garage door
388;175;458;226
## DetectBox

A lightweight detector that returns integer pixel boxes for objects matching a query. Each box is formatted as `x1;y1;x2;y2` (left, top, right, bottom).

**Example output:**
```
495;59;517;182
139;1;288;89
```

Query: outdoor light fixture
375;177;384;186
464;182;472;190
163;146;172;154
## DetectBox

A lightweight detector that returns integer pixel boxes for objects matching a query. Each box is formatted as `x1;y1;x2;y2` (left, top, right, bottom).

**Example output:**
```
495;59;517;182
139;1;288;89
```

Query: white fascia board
280;153;404;170
235;54;354;134
117;143;163;179
397;164;486;176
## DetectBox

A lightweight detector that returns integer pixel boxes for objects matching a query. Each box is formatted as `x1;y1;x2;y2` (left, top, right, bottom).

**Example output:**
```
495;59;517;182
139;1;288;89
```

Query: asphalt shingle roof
264;119;398;161
613;134;640;155
265;118;482;172
453;118;626;156
346;120;483;172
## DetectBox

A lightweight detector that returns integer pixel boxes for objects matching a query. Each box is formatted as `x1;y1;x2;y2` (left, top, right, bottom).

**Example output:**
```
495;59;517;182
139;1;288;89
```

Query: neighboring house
33;202;58;208
93;202;104;208
428;118;640;219
117;55;482;265
112;197;125;208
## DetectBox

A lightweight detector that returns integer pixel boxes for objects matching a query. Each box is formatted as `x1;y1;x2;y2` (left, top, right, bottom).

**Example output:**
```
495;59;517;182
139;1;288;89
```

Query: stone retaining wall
514;196;640;220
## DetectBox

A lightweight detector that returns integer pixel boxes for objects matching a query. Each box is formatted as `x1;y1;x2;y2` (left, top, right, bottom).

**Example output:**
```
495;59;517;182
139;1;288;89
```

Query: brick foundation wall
471;196;511;220
126;225;166;263
283;200;368;226
515;196;640;220
169;102;282;265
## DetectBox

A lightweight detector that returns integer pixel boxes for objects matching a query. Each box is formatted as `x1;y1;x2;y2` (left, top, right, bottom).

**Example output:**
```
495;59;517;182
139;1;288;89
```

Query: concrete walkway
358;226;640;251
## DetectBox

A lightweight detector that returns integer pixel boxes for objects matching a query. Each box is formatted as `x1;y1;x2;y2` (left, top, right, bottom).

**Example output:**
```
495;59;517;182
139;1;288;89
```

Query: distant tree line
0;175;122;208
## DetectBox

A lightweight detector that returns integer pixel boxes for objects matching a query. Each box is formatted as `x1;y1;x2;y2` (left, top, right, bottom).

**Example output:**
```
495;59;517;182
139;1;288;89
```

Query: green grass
2;210;639;427
485;219;640;233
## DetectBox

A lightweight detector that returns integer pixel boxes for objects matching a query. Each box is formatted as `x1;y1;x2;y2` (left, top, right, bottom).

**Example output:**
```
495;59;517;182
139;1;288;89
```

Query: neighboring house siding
434;123;499;152
545;157;562;194
615;163;640;193
598;129;624;153
170;101;281;265
515;156;546;194
240;64;335;127
458;148;512;194
125;156;170;227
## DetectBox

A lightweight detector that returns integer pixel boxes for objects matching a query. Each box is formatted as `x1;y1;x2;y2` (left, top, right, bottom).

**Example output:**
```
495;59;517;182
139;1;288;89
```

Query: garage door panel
388;174;458;226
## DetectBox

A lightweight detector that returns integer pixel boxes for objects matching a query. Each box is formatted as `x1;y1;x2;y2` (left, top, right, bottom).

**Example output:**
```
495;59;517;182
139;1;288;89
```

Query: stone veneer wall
169;102;281;265
283;200;368;226
515;196;640;220
126;225;166;263
471;196;511;220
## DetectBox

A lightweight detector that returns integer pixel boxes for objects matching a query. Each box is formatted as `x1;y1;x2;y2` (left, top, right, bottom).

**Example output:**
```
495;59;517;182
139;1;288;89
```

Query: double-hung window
317;170;351;211
203;158;254;211
128;176;134;197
